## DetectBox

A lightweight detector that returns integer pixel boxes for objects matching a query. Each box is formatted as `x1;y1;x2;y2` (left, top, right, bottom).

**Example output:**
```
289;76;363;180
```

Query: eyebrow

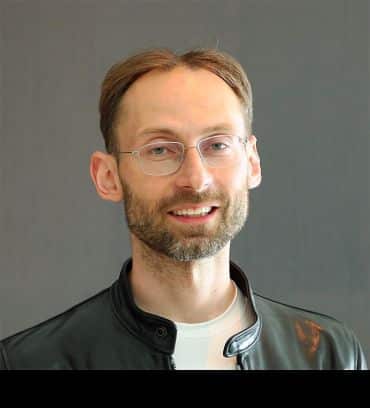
136;124;235;139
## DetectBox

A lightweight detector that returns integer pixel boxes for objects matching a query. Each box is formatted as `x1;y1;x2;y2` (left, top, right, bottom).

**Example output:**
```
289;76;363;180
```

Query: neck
129;234;235;323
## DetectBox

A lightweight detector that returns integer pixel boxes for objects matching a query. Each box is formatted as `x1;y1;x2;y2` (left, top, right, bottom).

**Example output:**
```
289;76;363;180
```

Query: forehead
116;66;245;142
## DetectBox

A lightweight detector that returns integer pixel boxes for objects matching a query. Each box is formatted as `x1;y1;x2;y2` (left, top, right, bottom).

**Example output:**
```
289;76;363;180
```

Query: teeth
172;207;212;216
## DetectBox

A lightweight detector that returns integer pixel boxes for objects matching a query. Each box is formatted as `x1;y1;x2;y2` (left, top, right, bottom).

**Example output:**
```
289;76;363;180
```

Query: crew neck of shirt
174;280;239;332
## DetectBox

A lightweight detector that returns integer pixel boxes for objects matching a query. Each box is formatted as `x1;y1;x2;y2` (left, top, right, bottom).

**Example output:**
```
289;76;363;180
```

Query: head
90;48;261;261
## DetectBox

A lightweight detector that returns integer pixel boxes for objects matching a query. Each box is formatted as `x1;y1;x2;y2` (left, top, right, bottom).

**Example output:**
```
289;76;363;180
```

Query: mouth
167;206;219;224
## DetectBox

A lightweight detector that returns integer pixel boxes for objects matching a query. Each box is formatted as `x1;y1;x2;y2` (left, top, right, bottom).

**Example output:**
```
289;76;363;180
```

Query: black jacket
0;258;367;370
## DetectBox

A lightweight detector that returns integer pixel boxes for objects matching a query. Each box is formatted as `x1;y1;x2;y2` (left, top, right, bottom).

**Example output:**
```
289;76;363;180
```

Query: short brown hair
99;48;253;154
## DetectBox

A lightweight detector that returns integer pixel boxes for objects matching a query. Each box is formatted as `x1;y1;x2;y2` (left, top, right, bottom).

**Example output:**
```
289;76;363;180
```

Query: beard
120;179;249;262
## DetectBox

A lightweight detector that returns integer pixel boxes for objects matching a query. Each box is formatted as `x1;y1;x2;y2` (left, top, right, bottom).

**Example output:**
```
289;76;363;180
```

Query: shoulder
0;287;112;369
254;292;354;338
253;293;367;369
254;292;343;325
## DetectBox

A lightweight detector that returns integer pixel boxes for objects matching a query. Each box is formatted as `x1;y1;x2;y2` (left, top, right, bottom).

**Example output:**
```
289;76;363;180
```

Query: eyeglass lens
138;135;242;176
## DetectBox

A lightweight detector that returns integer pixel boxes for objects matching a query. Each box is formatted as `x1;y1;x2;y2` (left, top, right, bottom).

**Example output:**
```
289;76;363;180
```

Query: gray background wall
1;0;369;365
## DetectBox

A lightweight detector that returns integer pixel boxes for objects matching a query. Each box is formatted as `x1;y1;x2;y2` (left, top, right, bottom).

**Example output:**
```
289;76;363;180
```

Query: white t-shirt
173;282;253;370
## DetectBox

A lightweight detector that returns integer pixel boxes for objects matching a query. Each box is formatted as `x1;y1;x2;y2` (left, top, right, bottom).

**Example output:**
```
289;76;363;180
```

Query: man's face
115;66;257;261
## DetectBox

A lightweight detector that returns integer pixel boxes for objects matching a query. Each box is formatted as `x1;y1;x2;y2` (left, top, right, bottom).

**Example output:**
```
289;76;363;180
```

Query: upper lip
168;204;219;213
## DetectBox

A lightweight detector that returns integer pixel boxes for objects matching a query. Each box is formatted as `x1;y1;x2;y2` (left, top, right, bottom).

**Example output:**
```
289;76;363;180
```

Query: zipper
169;355;176;370
237;353;249;370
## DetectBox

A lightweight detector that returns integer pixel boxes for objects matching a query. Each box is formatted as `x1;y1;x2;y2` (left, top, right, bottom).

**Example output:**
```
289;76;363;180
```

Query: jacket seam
108;285;170;355
254;292;344;323
354;335;359;369
350;330;362;370
0;342;11;370
108;285;141;340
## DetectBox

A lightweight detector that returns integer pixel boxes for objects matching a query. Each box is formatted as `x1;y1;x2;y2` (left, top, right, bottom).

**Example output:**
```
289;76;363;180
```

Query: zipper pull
170;355;176;370
236;354;244;370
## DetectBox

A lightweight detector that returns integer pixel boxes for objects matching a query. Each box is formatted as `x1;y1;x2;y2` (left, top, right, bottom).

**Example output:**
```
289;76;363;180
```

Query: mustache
157;190;228;212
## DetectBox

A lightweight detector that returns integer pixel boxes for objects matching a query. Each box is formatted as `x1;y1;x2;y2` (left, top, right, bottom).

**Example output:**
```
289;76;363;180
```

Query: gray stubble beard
121;180;249;262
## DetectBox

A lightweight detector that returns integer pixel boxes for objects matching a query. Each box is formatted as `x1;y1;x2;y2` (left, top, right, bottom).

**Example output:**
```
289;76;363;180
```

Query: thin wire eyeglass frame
117;134;248;176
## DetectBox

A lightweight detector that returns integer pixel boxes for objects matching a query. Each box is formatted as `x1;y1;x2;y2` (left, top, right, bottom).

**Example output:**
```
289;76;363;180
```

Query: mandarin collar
110;258;261;356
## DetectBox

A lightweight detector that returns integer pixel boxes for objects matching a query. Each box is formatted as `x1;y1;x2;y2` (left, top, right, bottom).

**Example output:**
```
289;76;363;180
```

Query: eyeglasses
117;134;247;176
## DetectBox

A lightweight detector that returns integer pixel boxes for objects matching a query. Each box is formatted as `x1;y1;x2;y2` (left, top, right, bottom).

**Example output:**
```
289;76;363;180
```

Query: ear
89;151;123;202
246;135;262;189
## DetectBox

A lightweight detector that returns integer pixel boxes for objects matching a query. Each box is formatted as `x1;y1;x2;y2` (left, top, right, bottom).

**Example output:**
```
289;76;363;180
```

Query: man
0;48;367;370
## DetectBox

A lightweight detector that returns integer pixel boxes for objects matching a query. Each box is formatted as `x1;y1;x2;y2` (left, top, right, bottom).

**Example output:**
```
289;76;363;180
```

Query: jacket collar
110;258;261;357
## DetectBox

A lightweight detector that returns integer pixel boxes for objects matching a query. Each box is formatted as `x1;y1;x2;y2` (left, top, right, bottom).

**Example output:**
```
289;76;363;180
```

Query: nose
174;146;213;192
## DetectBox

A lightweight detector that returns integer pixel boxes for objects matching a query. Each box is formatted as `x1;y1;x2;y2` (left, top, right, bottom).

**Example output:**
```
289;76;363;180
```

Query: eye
150;146;168;156
200;136;234;157
210;142;228;151
142;143;181;161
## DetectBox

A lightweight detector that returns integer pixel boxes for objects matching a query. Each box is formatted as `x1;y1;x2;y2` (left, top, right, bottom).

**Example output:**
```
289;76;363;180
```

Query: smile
168;207;218;224
171;207;212;216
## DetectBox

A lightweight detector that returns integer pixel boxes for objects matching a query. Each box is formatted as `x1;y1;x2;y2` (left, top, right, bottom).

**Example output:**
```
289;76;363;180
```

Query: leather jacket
0;258;367;370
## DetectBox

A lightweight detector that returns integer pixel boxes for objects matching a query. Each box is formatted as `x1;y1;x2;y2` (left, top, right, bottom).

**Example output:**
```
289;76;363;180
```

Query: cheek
131;176;169;205
236;158;249;186
216;162;248;191
119;162;161;199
